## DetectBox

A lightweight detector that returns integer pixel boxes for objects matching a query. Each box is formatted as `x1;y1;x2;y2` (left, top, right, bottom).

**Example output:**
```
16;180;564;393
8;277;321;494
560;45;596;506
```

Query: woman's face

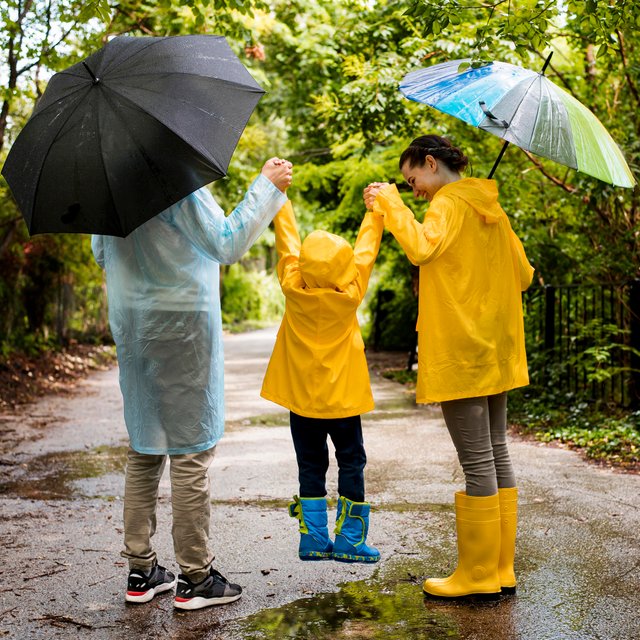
400;156;441;201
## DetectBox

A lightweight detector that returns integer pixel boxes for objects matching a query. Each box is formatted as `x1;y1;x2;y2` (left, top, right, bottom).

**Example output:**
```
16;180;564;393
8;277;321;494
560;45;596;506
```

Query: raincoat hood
440;178;503;224
261;202;384;419
299;230;358;290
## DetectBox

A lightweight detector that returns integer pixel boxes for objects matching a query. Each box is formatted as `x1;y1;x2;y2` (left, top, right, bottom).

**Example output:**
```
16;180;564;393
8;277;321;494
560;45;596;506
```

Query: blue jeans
290;412;366;502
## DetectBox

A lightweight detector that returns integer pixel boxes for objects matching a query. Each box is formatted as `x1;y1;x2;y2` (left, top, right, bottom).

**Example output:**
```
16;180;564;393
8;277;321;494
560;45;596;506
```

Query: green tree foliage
0;1;108;352
1;0;639;356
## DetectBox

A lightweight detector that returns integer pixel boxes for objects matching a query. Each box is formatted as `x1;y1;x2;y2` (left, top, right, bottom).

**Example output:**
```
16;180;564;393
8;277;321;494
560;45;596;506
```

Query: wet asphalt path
0;326;639;639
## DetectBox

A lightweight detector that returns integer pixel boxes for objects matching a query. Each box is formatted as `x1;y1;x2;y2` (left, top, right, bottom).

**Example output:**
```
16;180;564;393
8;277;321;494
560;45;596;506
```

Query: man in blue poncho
92;158;292;611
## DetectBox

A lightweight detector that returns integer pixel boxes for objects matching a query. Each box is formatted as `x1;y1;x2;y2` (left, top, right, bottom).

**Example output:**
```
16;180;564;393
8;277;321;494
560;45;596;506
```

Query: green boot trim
288;495;308;534
334;496;368;546
289;495;329;535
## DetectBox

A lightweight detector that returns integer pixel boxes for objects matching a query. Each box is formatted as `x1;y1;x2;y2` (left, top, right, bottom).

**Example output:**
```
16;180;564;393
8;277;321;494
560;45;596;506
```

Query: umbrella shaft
82;61;100;84
488;141;510;179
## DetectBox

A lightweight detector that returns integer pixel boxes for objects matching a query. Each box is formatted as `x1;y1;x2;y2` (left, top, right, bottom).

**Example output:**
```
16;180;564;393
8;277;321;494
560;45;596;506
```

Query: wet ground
0;326;639;639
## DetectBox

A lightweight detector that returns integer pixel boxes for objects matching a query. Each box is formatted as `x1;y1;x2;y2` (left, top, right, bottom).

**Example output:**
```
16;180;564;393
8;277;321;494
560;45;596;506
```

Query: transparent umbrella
400;54;635;188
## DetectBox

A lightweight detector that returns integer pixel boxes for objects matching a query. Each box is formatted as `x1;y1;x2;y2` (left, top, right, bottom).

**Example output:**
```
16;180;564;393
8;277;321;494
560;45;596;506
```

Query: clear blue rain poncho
92;174;287;455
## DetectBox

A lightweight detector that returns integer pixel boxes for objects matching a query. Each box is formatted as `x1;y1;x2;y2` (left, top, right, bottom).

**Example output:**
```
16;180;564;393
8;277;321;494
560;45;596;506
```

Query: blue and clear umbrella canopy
400;59;635;188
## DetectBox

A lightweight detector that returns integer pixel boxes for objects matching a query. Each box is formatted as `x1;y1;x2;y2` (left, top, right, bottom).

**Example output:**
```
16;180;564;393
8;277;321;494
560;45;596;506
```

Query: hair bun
400;134;469;173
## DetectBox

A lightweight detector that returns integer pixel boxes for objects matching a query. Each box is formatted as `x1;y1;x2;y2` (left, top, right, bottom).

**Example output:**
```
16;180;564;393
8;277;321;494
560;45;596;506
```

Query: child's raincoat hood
442;178;503;224
261;202;384;419
299;230;358;290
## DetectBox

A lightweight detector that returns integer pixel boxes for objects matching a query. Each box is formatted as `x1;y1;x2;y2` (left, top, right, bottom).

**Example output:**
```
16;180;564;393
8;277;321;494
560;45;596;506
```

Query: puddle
228;579;463;639
224;501;640;640
0;445;127;499
226;560;532;640
211;497;292;509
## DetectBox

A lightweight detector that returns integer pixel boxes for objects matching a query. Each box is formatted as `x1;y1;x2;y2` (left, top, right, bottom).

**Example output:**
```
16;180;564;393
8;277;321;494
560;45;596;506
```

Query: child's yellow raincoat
261;201;383;418
373;178;534;403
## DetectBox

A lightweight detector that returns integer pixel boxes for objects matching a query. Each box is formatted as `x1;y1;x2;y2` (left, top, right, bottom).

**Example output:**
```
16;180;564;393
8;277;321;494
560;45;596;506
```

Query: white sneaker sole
125;578;177;603
174;592;242;610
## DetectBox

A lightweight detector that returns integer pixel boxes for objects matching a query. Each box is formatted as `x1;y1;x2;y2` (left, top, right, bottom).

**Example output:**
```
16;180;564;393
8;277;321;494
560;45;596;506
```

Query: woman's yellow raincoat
373;178;534;404
261;201;383;418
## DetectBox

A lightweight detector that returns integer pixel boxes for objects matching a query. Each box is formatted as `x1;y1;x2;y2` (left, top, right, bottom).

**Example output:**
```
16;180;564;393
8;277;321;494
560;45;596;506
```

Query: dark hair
399;135;469;173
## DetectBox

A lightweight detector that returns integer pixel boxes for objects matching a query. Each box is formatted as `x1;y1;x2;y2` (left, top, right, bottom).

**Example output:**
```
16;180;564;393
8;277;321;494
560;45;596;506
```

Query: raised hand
261;157;293;193
363;182;389;210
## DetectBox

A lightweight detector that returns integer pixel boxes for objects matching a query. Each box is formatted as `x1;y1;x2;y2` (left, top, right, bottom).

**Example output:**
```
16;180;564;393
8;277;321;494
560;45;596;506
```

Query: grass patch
382;368;417;387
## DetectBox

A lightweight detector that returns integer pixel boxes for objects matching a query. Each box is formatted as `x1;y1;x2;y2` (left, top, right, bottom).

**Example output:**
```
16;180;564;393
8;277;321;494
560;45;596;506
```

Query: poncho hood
299;230;357;290
440;178;503;224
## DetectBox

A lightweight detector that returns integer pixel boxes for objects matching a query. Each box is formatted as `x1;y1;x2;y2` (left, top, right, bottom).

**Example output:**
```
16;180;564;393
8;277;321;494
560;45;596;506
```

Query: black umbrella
1;35;265;237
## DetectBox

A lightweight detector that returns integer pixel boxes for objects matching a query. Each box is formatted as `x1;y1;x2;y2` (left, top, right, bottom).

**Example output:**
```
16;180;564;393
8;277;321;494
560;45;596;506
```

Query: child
260;198;383;563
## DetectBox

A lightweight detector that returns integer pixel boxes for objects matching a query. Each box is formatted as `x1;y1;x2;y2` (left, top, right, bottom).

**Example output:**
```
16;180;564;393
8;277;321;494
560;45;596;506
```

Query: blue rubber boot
332;496;380;563
288;495;333;560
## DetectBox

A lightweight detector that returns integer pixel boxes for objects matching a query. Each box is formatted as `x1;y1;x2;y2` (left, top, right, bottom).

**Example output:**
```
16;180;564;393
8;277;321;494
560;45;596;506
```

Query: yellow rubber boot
498;487;518;594
423;492;501;599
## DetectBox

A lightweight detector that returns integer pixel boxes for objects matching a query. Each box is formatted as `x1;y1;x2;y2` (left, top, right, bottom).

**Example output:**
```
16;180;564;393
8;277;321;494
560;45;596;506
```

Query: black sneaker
125;563;177;603
174;568;242;610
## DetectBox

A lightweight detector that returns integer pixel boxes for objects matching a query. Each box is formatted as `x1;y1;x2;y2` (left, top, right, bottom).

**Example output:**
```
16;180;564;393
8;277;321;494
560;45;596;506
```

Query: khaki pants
121;445;216;583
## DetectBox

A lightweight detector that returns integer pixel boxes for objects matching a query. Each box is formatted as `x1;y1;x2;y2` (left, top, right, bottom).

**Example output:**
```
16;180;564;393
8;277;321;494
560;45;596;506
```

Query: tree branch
0;218;24;259
110;6;156;36
522;150;578;194
17;22;78;77
616;29;640;109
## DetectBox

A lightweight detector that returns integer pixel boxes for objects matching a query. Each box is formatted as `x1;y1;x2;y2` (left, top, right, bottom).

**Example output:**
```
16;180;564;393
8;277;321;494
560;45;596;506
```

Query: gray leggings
440;392;515;497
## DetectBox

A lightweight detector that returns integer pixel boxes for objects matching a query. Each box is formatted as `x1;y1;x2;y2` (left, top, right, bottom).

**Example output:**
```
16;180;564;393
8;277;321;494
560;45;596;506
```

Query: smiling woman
398;135;469;201
363;133;534;600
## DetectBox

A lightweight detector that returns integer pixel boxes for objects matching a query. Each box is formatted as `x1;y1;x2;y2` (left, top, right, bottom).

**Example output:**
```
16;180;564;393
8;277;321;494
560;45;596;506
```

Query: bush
221;264;284;330
508;389;640;470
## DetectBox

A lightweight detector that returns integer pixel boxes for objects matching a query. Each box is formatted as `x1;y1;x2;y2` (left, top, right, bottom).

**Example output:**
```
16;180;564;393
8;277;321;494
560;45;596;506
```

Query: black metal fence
371;280;640;407
524;280;640;407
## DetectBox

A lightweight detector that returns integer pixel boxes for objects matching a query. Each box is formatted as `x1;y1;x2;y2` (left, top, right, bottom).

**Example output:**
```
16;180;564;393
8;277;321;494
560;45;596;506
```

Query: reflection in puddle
230;580;461;639
0;445;127;499
228;573;523;640
227;522;639;640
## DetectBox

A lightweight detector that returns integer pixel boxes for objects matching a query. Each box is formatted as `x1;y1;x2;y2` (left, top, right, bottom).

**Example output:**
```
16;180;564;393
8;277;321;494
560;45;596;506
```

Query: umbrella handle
479;101;509;128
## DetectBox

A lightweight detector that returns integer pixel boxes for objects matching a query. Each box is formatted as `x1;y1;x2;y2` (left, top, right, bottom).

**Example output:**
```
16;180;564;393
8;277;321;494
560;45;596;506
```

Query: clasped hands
261;157;293;193
363;181;391;210
261;158;390;208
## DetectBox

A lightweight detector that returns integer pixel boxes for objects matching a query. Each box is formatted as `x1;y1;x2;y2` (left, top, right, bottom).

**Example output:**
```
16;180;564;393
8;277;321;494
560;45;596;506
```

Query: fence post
542;285;556;385
630;279;640;409
544;285;556;350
